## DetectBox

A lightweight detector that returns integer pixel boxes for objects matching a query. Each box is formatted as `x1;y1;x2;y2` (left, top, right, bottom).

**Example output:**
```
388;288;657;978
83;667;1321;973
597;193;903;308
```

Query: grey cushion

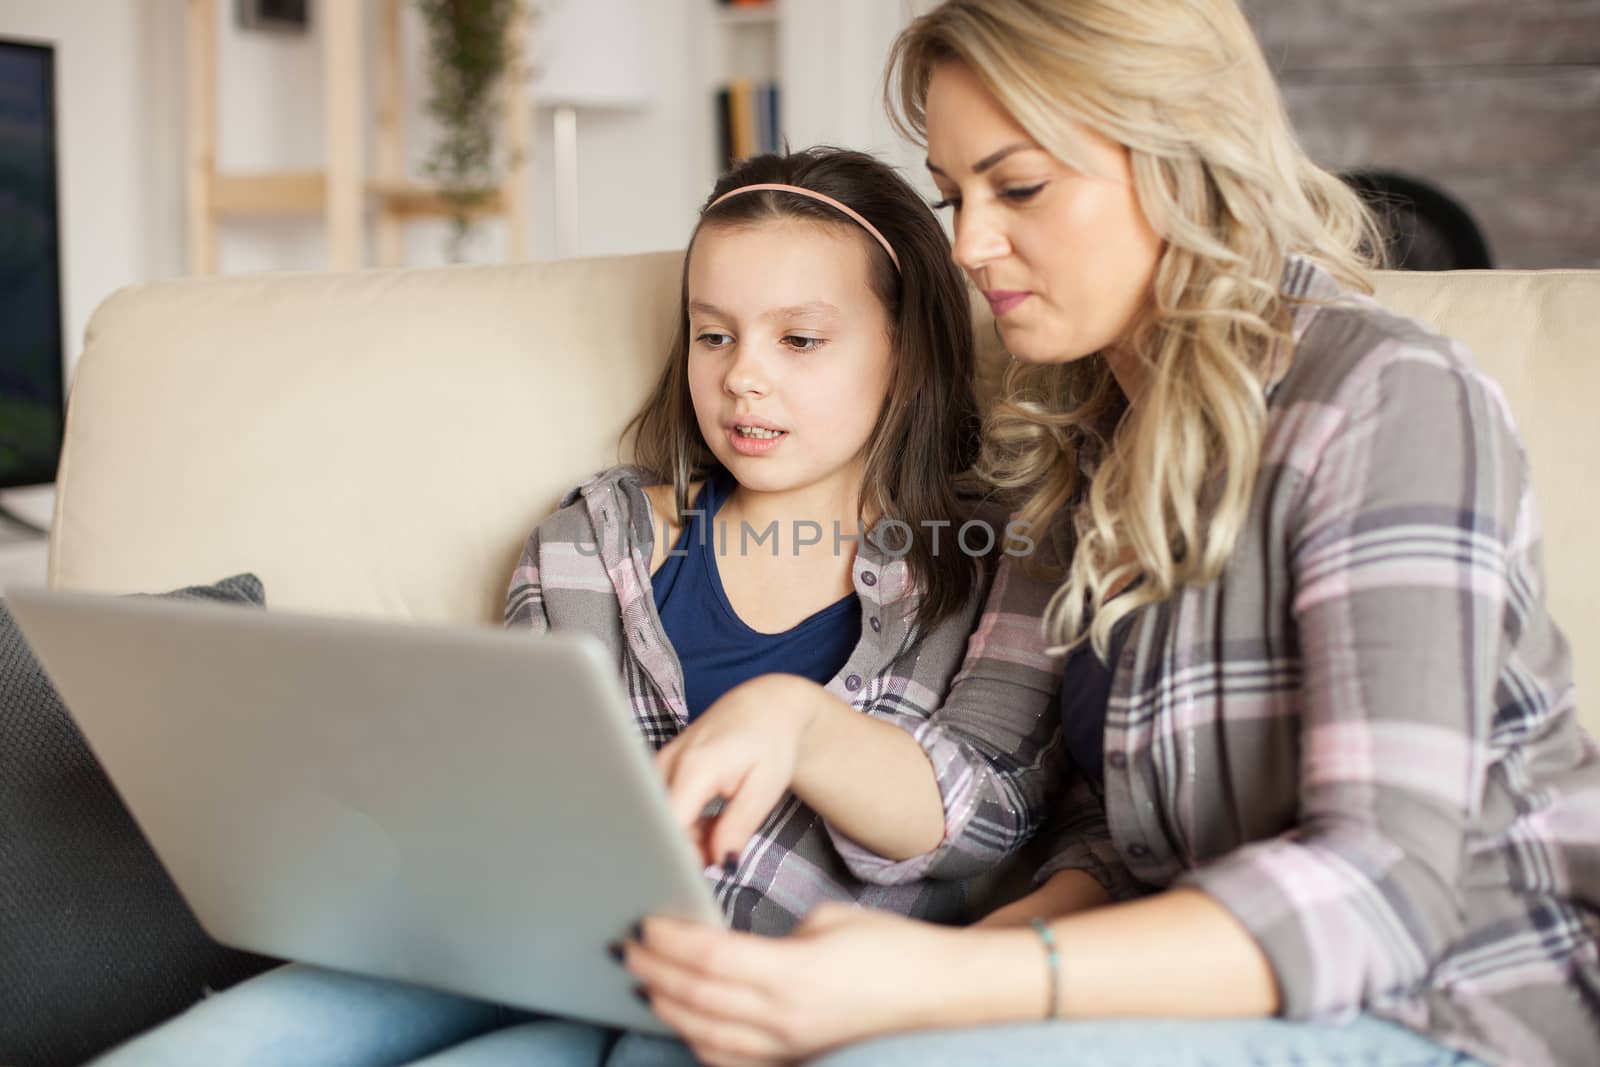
0;575;279;1067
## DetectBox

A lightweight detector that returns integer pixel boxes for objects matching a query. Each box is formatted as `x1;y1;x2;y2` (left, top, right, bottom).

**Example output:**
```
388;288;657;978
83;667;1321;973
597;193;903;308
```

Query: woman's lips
984;290;1031;316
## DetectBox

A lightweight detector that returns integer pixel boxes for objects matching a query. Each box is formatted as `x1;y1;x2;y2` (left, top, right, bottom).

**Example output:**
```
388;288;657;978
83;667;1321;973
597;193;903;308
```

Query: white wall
783;0;934;192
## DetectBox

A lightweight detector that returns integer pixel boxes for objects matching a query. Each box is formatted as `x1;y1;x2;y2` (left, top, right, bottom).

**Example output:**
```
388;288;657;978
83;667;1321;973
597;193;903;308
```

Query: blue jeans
88;963;700;1067
810;1016;1484;1066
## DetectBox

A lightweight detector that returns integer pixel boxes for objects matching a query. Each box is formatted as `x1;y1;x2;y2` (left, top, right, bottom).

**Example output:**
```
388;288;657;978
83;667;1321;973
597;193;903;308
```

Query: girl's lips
727;426;787;456
984;290;1031;316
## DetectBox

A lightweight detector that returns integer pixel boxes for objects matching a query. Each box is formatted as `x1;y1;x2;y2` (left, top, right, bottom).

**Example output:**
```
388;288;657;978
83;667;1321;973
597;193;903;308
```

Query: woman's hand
624;905;969;1066
656;674;821;869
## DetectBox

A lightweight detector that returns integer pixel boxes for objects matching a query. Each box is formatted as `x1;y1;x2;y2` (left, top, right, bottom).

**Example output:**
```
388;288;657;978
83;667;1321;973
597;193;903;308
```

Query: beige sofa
49;255;1599;732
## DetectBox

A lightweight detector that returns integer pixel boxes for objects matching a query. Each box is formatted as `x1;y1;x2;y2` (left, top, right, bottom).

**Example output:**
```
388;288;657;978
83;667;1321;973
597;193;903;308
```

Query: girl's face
923;61;1163;385
685;220;894;506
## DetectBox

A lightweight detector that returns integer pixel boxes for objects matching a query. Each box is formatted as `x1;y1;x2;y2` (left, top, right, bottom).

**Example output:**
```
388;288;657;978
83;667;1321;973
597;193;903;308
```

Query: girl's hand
624;905;966;1066
656;674;822;869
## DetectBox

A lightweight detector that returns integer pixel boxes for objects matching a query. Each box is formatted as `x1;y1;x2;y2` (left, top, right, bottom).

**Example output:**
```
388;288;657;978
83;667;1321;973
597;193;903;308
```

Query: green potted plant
417;0;523;259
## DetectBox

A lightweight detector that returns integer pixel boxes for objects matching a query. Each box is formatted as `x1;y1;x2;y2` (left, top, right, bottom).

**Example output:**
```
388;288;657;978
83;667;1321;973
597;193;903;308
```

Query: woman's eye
696;332;733;348
783;335;825;353
999;182;1046;203
931;184;1042;211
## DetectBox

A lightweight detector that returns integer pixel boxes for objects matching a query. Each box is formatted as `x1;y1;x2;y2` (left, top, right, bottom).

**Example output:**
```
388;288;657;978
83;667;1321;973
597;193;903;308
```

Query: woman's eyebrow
926;142;1039;177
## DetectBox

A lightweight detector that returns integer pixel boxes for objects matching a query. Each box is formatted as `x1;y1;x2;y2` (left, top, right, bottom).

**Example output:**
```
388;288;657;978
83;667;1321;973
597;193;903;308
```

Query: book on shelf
714;80;781;172
715;86;734;176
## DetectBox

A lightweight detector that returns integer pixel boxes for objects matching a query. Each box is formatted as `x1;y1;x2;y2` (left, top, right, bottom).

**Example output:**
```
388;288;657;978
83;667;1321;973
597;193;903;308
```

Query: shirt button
869;617;881;633
1106;751;1128;770
845;674;863;691
1126;842;1151;859
860;571;877;587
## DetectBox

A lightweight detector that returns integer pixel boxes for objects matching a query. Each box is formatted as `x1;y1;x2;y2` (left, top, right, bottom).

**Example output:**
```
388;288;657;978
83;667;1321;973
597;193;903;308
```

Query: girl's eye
930;196;960;212
696;331;733;348
783;335;826;353
999;182;1046;203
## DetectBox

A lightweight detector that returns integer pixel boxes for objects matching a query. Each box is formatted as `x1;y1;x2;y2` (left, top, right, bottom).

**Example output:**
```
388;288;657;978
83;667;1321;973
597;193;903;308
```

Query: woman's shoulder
1274;270;1505;436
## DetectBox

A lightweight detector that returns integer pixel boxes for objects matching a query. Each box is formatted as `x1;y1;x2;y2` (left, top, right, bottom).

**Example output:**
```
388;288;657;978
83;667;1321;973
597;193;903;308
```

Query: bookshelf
709;0;782;174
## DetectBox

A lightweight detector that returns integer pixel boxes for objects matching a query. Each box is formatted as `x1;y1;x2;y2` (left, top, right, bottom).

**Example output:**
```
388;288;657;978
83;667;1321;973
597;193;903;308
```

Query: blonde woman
618;2;1600;1065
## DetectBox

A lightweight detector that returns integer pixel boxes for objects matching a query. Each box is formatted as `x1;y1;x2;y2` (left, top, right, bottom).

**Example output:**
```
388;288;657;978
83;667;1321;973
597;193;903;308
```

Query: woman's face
923;61;1163;380
684;220;895;506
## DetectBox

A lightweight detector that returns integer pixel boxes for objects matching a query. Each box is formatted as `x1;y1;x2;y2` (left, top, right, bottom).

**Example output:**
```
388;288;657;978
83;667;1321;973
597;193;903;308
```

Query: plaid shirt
1037;258;1600;1067
505;466;1067;935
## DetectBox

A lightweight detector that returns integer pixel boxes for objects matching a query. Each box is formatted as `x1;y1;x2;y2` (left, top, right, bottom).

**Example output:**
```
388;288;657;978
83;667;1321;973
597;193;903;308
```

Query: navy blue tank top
651;469;862;721
1058;644;1115;785
1058;613;1135;786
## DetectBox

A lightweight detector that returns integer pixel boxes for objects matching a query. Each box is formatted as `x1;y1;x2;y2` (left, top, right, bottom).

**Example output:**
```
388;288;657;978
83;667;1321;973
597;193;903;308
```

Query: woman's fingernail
722;852;739;875
606;941;624;964
632;984;650;1005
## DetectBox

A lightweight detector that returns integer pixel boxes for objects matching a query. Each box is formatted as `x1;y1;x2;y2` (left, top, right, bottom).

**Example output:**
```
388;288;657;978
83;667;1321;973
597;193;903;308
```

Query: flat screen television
0;38;65;490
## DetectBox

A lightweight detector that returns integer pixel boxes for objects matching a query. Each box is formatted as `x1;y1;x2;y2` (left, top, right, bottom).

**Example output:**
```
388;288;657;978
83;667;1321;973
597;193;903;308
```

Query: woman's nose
952;203;1011;275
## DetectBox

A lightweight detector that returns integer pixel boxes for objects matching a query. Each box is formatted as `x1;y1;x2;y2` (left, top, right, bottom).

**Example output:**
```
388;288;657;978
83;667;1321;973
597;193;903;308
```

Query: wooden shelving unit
185;0;532;274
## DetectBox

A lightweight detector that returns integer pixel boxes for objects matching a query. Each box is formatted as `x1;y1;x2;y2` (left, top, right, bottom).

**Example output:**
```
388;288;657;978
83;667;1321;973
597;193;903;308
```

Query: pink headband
707;182;901;273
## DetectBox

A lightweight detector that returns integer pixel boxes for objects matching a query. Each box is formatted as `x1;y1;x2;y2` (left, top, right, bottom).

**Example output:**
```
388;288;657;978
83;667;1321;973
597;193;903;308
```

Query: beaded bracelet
1029;918;1061;1020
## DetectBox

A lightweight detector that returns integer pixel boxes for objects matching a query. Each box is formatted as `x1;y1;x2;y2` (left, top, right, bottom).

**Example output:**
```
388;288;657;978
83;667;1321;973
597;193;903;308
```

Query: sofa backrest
50;258;1598;727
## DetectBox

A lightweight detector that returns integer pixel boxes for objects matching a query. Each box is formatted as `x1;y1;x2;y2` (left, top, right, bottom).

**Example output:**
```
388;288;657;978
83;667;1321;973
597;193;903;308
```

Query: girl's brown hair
624;147;982;629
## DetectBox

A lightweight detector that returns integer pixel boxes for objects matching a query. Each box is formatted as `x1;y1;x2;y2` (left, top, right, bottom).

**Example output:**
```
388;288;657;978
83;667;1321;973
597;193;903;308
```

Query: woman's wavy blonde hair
888;0;1382;655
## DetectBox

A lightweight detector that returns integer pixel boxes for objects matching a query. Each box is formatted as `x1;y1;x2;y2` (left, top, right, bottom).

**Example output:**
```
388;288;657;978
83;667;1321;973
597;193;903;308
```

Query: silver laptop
3;585;725;1035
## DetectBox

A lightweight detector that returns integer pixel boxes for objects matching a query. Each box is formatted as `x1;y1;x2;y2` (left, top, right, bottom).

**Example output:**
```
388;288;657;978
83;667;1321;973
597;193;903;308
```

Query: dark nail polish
632;984;650;1005
630;920;644;943
722;852;739;875
606;941;624;964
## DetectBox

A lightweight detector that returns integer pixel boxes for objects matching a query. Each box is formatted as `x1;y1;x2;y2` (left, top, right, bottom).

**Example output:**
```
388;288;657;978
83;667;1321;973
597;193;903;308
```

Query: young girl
92;148;1074;1067
623;4;1600;1067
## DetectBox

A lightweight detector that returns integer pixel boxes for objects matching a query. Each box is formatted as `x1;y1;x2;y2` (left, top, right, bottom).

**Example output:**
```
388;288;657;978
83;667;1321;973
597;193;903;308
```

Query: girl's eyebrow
688;300;841;321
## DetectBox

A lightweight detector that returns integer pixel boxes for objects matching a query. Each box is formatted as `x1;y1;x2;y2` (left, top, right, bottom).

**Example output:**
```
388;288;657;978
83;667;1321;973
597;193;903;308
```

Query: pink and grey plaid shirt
505;467;1072;935
1036;258;1600;1067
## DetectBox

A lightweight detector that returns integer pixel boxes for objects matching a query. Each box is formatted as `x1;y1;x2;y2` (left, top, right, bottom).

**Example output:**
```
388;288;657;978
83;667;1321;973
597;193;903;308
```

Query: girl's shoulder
638;480;707;578
531;465;715;576
529;463;658;545
639;482;673;519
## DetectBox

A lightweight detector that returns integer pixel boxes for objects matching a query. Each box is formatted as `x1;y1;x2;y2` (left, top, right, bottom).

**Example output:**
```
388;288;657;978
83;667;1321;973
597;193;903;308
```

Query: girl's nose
723;345;769;398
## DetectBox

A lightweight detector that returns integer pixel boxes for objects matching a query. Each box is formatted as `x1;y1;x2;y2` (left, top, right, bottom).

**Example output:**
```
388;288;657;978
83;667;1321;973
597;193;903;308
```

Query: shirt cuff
823;718;997;885
1177;839;1374;1022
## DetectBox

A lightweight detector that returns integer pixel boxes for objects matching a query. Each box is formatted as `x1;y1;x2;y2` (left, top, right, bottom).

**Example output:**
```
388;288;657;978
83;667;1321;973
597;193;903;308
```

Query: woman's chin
998;326;1113;367
1005;341;1089;366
